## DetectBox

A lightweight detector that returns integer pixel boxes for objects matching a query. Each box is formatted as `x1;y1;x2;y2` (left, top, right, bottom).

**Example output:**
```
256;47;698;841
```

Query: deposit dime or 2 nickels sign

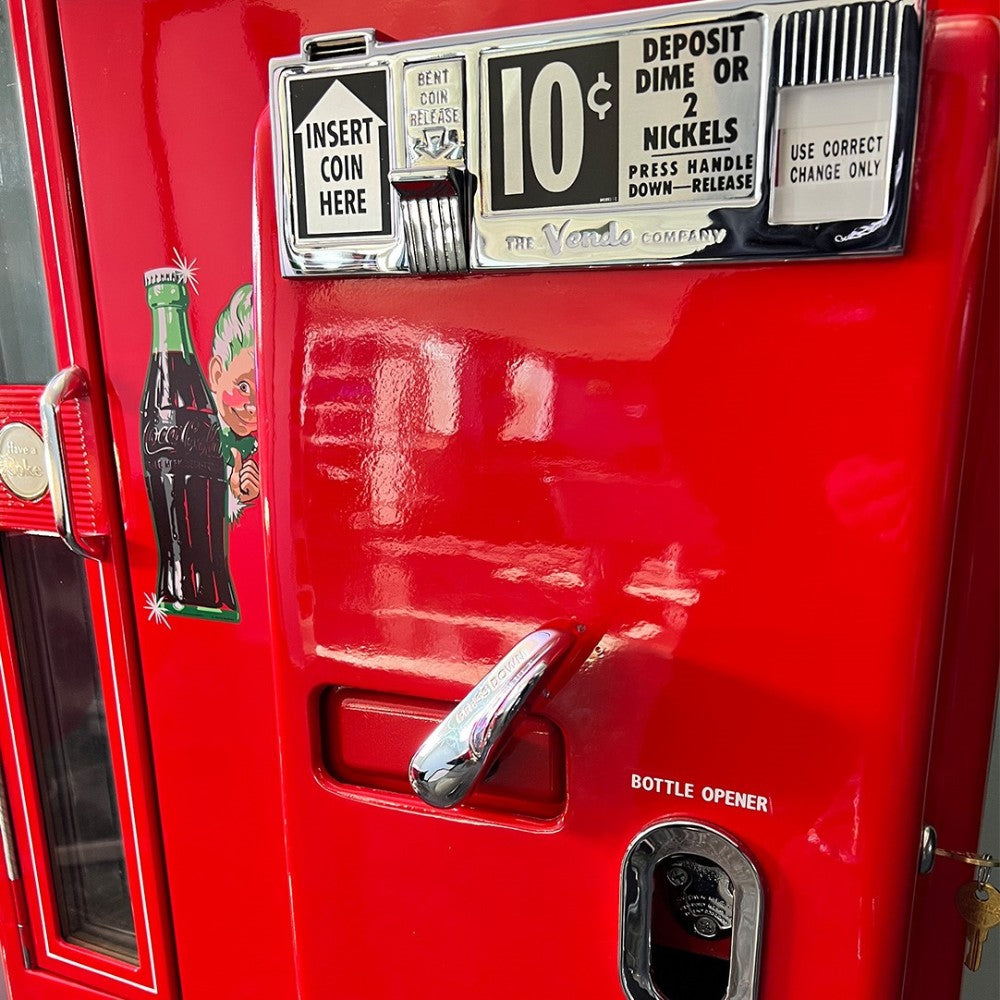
0;423;48;502
482;17;763;215
270;0;923;276
618;17;762;206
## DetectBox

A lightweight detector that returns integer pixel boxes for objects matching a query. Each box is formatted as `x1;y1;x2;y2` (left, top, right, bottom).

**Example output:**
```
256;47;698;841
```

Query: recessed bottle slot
650;853;733;1000
621;823;763;1000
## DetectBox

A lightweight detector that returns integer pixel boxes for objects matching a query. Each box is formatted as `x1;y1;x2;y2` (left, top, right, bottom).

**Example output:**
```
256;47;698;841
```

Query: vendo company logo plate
270;0;922;276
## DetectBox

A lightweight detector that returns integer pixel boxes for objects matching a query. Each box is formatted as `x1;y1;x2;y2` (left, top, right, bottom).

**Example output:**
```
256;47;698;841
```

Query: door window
0;534;136;962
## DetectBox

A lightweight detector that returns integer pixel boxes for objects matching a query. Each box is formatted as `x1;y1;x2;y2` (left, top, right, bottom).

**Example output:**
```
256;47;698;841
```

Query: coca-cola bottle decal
141;266;240;622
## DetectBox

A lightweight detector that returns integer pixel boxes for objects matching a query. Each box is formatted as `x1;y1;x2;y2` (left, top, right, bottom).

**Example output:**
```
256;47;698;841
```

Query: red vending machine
0;1;995;999
257;1;999;998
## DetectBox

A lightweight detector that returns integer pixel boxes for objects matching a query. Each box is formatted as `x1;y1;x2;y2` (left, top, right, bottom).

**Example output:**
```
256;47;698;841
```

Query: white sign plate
770;77;897;225
618;20;762;206
481;17;763;216
287;68;392;240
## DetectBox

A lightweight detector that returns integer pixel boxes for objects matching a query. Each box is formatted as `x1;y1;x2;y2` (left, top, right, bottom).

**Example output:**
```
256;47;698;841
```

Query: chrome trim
409;627;574;808
919;824;937;875
776;1;900;85
0;764;20;881
270;0;923;276
39;367;104;561
621;820;764;1000
390;167;468;272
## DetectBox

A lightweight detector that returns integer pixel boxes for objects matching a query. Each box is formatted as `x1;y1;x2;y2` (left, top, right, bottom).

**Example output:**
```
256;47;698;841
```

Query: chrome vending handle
409;627;575;808
40;367;104;561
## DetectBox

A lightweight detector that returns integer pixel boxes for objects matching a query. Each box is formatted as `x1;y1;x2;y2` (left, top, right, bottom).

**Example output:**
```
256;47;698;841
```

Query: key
955;880;1000;972
935;848;1000;869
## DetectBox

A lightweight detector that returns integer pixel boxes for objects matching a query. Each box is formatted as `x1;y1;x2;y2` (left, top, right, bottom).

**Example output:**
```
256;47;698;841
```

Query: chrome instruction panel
270;0;922;276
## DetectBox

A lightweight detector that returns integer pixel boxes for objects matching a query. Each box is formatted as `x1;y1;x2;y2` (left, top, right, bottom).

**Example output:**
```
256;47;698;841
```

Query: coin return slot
621;822;763;1000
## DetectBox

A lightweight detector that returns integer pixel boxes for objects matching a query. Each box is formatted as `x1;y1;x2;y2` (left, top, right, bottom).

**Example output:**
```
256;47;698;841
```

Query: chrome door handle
40;367;104;561
409;627;575;809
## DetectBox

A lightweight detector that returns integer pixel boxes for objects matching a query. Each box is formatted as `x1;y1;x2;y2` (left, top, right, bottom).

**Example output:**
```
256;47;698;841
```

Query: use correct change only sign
288;69;392;240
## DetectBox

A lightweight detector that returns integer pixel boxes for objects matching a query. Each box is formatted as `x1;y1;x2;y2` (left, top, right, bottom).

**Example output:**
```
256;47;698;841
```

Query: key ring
936;850;996;898
976;856;993;891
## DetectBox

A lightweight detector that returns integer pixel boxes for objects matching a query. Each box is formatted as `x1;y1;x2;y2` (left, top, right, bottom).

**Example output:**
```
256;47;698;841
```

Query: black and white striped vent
776;1;905;87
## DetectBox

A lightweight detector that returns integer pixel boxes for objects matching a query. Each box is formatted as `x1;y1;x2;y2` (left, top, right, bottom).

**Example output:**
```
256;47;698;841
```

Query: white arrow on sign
295;78;387;237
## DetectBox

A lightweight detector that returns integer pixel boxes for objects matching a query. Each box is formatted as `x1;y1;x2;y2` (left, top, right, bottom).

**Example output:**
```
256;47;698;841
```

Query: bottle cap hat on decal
144;268;184;286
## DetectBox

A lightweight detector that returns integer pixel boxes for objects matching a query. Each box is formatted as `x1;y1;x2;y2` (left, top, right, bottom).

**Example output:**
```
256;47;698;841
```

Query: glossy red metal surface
902;49;1000;995
1;1;994;999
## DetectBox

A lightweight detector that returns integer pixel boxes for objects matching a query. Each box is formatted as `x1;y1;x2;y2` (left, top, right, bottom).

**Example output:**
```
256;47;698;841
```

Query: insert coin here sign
289;69;392;239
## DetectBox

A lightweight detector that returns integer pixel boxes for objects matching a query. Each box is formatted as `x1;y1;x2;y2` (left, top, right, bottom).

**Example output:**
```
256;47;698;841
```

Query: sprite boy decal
207;284;259;521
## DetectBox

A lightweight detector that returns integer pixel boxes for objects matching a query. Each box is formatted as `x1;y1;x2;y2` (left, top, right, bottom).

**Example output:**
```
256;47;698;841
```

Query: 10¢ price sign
483;17;763;215
485;41;619;211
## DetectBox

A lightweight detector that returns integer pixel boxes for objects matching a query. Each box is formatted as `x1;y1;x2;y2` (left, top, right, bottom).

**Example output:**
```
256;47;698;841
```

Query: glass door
0;2;175;996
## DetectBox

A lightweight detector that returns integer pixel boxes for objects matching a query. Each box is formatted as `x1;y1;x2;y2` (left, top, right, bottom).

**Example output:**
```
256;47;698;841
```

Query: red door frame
0;2;177;997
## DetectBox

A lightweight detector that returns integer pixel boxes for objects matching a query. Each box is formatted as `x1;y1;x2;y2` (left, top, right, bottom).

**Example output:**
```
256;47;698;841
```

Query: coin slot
303;30;376;62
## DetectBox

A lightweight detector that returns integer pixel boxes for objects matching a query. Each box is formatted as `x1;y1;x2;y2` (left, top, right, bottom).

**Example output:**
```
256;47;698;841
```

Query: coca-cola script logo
142;412;222;460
